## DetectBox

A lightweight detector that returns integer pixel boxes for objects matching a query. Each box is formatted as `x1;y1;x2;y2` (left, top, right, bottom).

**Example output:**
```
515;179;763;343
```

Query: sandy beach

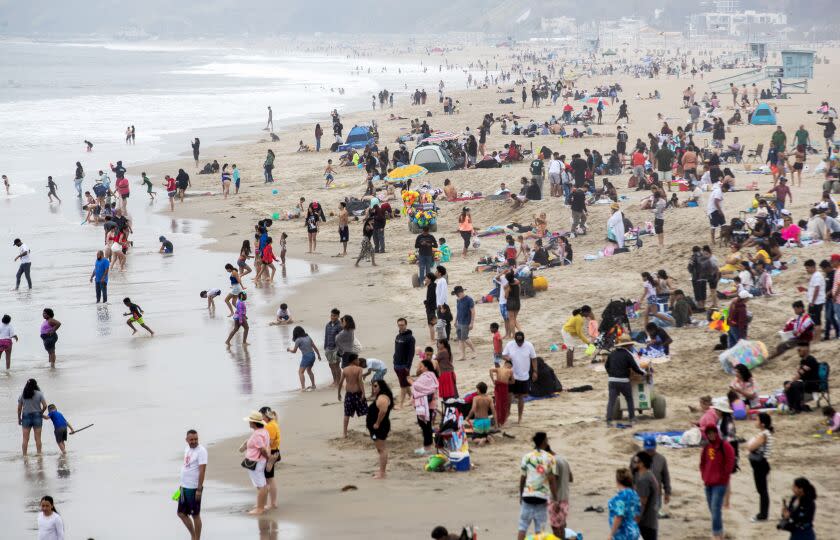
3;37;840;539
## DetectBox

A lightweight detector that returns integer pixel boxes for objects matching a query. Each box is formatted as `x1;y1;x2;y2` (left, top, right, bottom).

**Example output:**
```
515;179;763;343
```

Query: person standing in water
122;297;154;336
37;496;64;539
13;238;32;290
221;163;232;199
2;174;9;195
191;138;200;167
74;162;84;198
232;164;241;195
89;250;110;303
225;292;249;346
178;429;207;540
46;176;61;203
40;309;60;367
265;106;273;132
140;172;156;200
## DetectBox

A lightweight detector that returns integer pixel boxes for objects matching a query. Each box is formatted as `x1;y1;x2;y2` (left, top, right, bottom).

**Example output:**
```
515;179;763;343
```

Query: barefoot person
503;331;537;424
259;407;281;510
224;264;245;316
324;308;343;387
489;359;514;428
367;379;394;479
123;297;154;336
13;238;32;291
240;412;270;515
39;309;61;367
18;378;47;455
338;353;368;437
466;382;494;445
37;496;64;540
178;429;207;540
225;292;249;346
0;314;19;369
393;317;416;409
337;202;349;256
44;404;74;455
288;326;320;391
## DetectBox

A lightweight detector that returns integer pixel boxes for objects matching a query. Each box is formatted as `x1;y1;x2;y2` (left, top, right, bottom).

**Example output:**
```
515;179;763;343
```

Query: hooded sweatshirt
393;329;416;369
700;435;735;487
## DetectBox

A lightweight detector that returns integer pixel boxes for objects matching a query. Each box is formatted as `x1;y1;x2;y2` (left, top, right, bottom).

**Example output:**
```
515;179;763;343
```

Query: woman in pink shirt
240;412;270;515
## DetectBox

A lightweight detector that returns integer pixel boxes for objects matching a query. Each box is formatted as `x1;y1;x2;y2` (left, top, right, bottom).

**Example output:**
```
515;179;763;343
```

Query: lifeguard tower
766;49;814;93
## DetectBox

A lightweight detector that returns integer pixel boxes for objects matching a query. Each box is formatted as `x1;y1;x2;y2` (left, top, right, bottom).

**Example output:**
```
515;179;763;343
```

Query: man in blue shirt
89;250;110;303
452;285;476;361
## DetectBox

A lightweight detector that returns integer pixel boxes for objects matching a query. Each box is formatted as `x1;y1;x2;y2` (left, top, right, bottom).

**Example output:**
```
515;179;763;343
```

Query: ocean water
0;39;471;185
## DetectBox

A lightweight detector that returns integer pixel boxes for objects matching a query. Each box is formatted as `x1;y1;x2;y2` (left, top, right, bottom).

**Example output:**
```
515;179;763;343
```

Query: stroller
593;298;634;362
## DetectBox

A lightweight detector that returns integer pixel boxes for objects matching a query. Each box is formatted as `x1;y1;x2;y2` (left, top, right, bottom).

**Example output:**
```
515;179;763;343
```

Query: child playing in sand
270;303;293;325
490;322;503;366
438;237;451;262
823;406;840;432
122;297;154;336
360;358;388;399
324;159;336;187
44;403;75;454
199;288;222;310
337;353;368;437
466;382;494;445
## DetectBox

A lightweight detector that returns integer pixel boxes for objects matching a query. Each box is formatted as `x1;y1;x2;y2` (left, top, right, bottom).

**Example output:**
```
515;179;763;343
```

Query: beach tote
240;458;258;470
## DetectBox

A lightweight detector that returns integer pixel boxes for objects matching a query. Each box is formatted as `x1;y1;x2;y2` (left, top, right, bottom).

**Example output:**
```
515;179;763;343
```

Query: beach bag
681;427;702;446
240;458;258;470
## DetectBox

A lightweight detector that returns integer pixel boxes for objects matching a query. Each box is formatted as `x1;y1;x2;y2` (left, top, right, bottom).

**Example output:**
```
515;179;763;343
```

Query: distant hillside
0;0;835;37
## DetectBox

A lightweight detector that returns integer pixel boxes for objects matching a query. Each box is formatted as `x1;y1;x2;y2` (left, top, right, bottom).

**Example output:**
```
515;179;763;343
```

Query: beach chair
747;143;764;162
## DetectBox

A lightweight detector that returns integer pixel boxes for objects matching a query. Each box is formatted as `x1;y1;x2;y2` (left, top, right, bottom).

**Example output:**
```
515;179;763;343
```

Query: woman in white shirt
0;314;19;369
38;496;64;540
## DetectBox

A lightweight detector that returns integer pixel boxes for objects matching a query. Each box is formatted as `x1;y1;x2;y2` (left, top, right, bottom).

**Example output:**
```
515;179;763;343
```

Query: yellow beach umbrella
386;164;428;181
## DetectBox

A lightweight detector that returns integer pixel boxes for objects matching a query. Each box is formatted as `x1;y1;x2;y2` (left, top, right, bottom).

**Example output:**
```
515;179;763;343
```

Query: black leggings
418;418;433;447
460;230;472;249
750;457;770;519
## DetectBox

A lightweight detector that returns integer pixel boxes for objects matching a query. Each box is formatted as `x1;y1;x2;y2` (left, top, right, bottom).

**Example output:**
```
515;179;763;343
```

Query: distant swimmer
84;140;93;152
46;176;61;203
2;174;9;195
123;297;154;336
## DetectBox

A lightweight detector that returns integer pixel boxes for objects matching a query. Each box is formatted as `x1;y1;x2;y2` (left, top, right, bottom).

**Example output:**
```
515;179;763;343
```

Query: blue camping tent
750;103;777;125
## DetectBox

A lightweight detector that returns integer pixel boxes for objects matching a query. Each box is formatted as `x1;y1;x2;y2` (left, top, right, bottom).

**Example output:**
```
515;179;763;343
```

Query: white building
540;17;576;35
690;10;787;38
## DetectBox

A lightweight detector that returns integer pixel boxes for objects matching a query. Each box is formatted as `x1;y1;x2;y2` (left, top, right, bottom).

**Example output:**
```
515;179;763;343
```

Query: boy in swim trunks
200;288;222;310
43;403;75;454
337;354;368;438
467;382;494;445
122;297;154;336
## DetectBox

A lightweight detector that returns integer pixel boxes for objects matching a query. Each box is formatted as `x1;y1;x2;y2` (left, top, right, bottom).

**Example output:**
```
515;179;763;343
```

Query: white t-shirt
37;511;64;540
435;277;448;307
738;270;754;288
207;288;221;298
366;358;386;371
548;159;562;174
0;322;16;339
180;444;208;489
503;340;537;381
707;184;723;215
18;243;31;264
808;271;826;305
498;275;508;305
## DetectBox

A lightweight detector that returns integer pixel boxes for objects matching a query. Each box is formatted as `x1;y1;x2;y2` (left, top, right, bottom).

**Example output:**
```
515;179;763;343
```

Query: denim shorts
21;412;43;429
499;303;509;321
300;351;316;368
518;500;547;533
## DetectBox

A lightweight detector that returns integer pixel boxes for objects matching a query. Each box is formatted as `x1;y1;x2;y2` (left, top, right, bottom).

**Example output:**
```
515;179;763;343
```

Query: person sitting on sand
466;382;494;445
269;303;293;325
719;244;744;278
443;178;457;201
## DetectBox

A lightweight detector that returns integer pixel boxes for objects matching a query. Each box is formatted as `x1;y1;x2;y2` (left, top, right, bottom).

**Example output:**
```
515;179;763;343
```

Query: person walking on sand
37;496;64;540
18;378;47;455
176;169;191;202
338;353;368;438
503;331;538;425
616;100;629;123
259;407;281;510
140;172;156;200
305;202;325;253
224;264;245;316
517;432;558;540
701;425;735;540
13;238;32;290
225;292;249;346
288;326;321;391
89;250;110;303
324;308;343;387
40;309;60;367
46;176;61;203
452;286;476;361
0;314;19;369
367;379;394;479
355;213;377;267
123;297;154;336
178;429;207;540
265;106;273;132
315;123;323;152
240;412;270;515
393;317;415;409
232;164;241;195
191;138;200;167
337;201;349;256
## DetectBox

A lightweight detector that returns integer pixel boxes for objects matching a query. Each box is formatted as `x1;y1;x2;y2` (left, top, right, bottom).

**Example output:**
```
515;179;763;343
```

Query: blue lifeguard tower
766;50;815;93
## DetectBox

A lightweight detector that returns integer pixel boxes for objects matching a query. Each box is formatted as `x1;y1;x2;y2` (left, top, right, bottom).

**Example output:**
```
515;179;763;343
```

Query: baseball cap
643;435;657;450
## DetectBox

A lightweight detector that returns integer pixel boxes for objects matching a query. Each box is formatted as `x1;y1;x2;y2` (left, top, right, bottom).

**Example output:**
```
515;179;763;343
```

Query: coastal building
689;6;788;39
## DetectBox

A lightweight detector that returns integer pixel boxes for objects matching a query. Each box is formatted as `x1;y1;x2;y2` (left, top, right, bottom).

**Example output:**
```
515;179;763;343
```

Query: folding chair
747;143;764;162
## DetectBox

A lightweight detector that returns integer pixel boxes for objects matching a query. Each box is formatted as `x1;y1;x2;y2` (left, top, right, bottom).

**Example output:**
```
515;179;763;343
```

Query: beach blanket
634;430;694;448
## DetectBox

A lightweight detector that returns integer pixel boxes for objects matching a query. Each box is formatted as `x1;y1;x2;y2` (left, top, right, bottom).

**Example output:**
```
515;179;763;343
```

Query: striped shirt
755;429;774;459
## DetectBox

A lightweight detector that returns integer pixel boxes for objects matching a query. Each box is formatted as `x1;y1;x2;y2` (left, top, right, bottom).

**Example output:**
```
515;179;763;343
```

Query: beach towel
412;371;439;422
438;371;458;400
494;381;510;426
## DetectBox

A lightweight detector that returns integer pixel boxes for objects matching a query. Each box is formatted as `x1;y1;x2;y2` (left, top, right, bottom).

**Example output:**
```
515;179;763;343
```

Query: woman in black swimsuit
366;379;394;479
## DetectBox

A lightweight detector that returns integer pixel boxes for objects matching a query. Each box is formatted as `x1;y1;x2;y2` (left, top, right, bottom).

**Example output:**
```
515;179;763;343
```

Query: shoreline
113;43;840;538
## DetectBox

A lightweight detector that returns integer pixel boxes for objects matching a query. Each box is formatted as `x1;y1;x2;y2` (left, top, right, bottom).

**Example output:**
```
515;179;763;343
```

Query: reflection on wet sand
95;305;111;337
57;454;71;479
228;343;253;394
258;517;278;540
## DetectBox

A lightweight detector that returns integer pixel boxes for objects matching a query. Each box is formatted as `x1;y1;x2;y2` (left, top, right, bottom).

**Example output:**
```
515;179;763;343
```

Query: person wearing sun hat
605;335;645;425
606;202;625;249
239;411;270;515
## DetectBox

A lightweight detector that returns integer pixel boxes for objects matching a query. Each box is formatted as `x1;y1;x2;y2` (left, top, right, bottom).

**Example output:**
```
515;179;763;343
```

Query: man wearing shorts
324;308;342;386
707;181;726;244
393;318;415;408
453;286;476;361
338;202;349;256
518;432;558;540
338;354;368;437
503;331;538;424
178;429;207;540
547;152;562;198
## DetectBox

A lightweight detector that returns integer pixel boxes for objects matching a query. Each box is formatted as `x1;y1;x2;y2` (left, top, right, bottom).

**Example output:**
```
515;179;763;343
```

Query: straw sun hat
243;411;265;425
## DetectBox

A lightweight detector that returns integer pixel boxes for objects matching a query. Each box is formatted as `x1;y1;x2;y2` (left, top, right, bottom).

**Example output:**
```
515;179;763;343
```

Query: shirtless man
466;382;494;445
337;353;368;438
337;202;349;256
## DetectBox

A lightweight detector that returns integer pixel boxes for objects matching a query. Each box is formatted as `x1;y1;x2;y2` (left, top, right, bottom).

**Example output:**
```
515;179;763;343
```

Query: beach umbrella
386;164;428;181
577;97;608;105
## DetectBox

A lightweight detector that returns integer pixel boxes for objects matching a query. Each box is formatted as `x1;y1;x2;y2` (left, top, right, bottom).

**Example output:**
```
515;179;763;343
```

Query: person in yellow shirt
561;306;594;368
260;407;281;510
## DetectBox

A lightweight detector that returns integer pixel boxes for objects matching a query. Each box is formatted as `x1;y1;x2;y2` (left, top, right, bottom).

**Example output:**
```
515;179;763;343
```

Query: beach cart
610;370;667;420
